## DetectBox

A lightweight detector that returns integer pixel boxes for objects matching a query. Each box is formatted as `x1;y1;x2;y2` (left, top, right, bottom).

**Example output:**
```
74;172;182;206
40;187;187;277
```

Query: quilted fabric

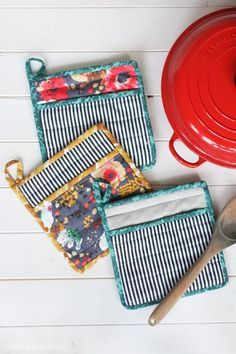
5;124;151;272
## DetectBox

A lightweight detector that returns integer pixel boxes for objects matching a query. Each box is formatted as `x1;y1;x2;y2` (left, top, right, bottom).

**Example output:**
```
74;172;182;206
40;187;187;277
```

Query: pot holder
4;124;151;272
25;58;155;170
94;181;228;308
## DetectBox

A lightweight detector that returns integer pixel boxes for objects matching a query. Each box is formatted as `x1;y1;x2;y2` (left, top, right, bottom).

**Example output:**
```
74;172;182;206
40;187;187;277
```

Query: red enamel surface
162;8;236;168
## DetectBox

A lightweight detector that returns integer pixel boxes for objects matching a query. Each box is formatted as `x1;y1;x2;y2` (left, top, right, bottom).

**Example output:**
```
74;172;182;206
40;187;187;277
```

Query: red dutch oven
162;8;236;168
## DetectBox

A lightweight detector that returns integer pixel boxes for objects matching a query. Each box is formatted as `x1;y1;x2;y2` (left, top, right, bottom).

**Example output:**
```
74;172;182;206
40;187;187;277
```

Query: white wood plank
0;186;235;233
1;141;236;187
0;277;234;325
208;0;236;6
0;99;38;141
0;189;41;232
0;52;166;96
0;96;169;141
0;233;114;279
0;8;217;51
224;247;236;277
0;0;208;7
0;324;236;354
0;232;234;279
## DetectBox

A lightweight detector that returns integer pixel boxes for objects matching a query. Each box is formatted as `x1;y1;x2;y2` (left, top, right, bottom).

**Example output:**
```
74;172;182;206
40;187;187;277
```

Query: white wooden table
1;1;236;353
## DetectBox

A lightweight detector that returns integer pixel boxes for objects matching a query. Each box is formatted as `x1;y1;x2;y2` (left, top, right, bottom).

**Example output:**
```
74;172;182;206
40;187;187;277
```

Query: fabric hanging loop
4;160;24;187
25;58;46;81
93;178;112;204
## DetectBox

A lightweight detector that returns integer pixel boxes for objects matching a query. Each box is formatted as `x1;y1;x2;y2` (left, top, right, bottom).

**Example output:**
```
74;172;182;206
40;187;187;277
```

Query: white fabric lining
105;188;207;230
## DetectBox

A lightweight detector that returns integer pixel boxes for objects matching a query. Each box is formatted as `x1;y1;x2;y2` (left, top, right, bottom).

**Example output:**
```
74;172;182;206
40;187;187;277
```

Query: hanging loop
4;160;24;187
93;178;112;204
25;57;46;81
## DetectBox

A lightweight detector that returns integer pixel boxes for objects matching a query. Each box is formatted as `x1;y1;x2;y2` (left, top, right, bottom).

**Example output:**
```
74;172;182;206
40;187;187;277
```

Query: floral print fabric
5;124;151;273
35;64;139;104
39;154;149;271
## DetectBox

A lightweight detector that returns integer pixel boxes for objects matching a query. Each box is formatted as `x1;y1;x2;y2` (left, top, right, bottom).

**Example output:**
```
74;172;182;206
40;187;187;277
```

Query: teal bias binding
93;179;112;205
139;90;156;171
25;57;156;169
94;180;228;310
25;58;46;79
27;59;146;83
25;58;48;160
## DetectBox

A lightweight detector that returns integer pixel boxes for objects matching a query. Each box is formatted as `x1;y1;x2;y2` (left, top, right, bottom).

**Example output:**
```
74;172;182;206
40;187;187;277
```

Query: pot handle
169;133;205;168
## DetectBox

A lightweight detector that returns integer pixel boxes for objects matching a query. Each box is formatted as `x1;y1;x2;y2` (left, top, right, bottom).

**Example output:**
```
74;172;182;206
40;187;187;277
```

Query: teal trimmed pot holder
94;180;228;309
25;58;156;170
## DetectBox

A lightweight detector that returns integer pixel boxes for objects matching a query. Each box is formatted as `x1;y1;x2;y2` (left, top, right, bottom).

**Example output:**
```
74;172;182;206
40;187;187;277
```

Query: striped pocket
5;124;151;273
40;93;152;167
95;181;228;309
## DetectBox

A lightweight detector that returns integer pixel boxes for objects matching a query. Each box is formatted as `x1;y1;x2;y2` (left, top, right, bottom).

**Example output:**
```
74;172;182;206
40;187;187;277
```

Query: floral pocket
25;58;155;169
34;63;139;103
5;124;151;272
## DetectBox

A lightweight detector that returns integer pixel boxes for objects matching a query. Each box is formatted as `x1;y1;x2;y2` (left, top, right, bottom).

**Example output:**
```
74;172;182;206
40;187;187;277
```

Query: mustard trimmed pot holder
5;124;151;272
25;58;156;170
94;181;228;309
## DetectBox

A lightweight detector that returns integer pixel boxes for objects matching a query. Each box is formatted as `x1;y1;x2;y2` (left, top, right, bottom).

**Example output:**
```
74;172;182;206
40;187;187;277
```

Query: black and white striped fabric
112;213;225;308
19;130;115;207
40;94;151;167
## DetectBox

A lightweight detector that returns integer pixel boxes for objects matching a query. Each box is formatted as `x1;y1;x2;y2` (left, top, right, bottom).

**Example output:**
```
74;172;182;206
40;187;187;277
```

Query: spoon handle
148;244;216;326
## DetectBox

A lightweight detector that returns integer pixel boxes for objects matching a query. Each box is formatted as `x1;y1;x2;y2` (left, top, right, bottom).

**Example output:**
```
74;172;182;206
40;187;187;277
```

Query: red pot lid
162;8;236;168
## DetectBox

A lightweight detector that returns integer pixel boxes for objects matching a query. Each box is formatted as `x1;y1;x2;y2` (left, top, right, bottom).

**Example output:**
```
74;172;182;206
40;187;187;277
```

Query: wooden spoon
148;197;236;326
